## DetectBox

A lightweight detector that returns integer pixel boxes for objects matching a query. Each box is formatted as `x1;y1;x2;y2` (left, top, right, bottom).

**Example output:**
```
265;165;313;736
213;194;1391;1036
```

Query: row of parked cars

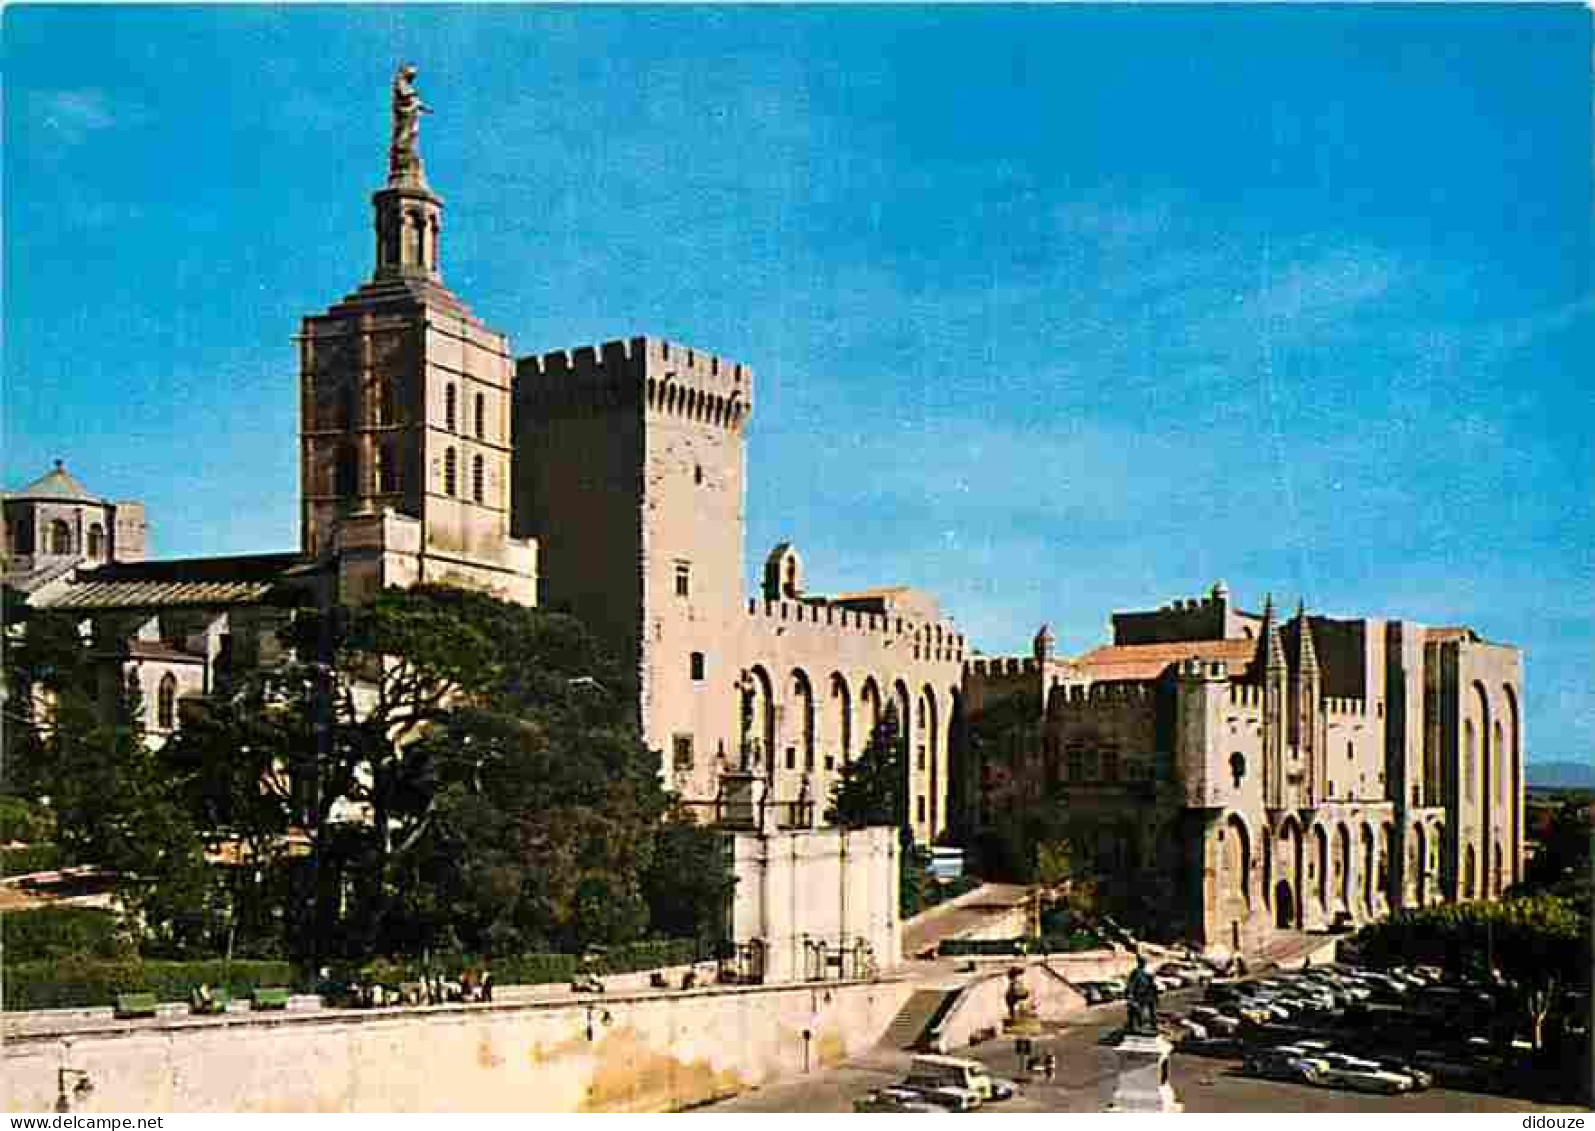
1244;1040;1433;1094
1078;956;1219;1006
853;1055;1022;1112
1177;961;1499;1094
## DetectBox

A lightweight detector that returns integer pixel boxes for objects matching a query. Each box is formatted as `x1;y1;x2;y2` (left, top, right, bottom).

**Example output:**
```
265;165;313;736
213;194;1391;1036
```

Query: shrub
1;843;62;876
2;957;298;1011
1037;930;1103;954
2;906;133;962
938;937;1030;957
344;939;707;988
0;795;56;844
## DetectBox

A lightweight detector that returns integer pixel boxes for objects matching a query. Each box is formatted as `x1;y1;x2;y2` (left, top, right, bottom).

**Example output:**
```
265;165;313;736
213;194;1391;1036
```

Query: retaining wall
4;977;915;1113
927;963;1087;1053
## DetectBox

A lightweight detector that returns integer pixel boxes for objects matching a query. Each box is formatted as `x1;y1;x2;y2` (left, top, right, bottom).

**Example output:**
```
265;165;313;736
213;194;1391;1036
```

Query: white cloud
30;88;133;151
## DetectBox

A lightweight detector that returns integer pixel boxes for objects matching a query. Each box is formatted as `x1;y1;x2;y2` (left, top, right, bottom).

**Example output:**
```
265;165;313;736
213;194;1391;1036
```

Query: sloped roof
43;552;307;611
1070;637;1256;682
2;557;81;595
5;462;100;504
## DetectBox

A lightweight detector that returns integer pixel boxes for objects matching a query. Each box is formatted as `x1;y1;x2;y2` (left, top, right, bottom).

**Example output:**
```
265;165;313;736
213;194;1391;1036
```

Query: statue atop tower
389;63;432;188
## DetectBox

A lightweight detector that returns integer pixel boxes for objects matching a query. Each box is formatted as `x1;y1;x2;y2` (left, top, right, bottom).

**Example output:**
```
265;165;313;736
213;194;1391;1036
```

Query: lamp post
56;1068;93;1113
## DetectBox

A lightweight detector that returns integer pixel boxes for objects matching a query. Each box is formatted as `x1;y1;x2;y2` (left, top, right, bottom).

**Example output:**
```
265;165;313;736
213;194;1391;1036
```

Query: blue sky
5;5;1592;768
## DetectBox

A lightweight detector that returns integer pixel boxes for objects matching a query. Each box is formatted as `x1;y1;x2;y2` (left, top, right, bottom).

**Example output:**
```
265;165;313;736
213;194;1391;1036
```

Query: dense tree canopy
9;584;734;966
2;596;210;949
1355;894;1590;1050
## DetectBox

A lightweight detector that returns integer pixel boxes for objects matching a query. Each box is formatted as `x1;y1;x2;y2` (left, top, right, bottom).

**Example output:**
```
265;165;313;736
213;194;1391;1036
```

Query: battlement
1177;657;1231;681
744;597;965;663
1112;581;1244;646
1229;683;1264;708
516;337;753;430
1325;696;1367;717
966;656;1040;679
1059;682;1155;707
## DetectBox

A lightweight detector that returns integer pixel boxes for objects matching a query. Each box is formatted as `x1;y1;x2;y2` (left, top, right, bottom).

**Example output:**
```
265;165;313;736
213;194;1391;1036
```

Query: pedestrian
1045;1052;1057;1082
481;969;494;1003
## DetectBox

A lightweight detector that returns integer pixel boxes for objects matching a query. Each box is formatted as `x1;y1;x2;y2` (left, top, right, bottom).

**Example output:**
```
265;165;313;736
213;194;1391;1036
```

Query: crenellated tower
512;337;753;786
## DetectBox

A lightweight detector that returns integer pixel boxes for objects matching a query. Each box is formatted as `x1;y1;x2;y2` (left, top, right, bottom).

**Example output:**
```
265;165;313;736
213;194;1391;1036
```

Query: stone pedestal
1101;1033;1182;1113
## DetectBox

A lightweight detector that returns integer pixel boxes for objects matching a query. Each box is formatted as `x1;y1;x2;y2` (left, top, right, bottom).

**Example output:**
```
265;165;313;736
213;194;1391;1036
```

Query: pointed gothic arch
829;673;852;764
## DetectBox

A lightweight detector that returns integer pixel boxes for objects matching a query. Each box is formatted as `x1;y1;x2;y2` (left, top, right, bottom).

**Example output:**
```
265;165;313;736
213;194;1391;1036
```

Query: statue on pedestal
1124;953;1160;1037
1003;965;1043;1036
389;63;432;184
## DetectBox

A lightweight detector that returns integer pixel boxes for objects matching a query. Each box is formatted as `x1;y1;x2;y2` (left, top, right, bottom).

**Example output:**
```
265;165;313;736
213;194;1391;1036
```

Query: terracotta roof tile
1071;637;1256;682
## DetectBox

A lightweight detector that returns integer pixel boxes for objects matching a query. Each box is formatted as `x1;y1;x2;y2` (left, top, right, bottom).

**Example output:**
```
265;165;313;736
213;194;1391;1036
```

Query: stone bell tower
298;64;536;605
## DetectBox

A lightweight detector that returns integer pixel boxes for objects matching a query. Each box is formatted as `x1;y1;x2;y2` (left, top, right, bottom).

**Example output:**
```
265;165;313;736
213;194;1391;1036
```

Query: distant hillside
1527;760;1595;791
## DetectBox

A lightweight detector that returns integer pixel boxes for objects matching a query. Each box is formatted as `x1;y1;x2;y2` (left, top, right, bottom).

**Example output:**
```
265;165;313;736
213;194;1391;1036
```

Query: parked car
1313;1056;1414;1095
905;1054;1016;1105
1373;1058;1433;1090
853;1088;951;1113
1180;1036;1246;1059
1189;1006;1241;1036
1244;1048;1329;1084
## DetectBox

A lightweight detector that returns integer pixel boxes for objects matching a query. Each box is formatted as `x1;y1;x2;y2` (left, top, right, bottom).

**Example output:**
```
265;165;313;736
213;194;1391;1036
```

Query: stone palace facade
5;72;1524;956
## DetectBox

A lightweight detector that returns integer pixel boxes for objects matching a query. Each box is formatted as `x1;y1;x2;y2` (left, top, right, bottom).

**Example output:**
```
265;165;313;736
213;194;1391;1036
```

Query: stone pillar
1101;1033;1182;1113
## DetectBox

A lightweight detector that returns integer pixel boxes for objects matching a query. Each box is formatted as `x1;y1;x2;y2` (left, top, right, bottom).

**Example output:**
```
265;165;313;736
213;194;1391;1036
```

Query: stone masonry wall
3;979;914;1114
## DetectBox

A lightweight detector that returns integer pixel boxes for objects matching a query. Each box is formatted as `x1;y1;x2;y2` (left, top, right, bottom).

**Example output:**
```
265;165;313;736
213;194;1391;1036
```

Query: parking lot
704;983;1586;1114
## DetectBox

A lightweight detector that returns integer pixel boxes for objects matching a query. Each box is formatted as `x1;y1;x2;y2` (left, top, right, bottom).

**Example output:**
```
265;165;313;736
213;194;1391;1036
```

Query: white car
1315;1053;1415;1093
1314;1064;1414;1094
854;1087;952;1112
1189;1006;1241;1036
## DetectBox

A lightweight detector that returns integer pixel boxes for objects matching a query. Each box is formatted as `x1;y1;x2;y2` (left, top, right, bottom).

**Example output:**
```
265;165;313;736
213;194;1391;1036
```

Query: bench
114;992;159;1019
190;987;232;1015
252;987;291;1011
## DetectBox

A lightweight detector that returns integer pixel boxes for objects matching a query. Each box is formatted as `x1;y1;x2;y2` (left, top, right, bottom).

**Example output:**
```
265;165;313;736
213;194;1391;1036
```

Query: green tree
827;703;908;831
3;608;211;951
1525;798;1593;891
167;585;731;961
1355;895;1589;1050
827;705;935;917
640;806;736;944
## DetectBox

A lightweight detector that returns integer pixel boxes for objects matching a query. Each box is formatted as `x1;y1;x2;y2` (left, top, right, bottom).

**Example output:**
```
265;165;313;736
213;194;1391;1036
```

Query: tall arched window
86;523;106;560
445;384;458;432
157;674;177;731
377;379;398;425
443;447;458;497
1464;719;1477;803
474;392;486;439
471;454;485;503
335;442;358;498
378;440;400;494
48;519;73;555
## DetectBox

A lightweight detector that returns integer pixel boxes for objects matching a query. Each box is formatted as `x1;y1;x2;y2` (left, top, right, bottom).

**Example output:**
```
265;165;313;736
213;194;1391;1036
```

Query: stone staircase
878;987;961;1051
